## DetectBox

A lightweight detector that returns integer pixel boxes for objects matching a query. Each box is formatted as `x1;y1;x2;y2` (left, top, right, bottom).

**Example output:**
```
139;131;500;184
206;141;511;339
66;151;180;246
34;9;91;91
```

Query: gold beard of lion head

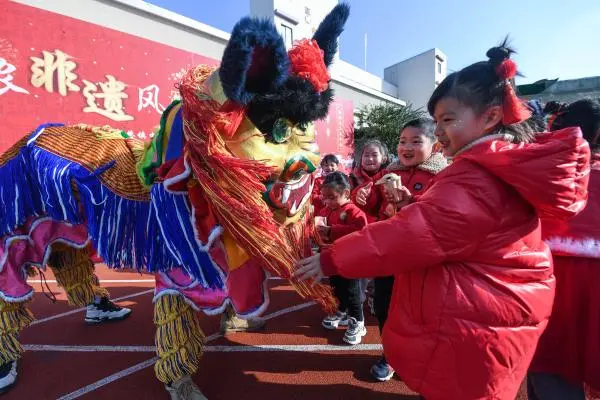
206;72;321;226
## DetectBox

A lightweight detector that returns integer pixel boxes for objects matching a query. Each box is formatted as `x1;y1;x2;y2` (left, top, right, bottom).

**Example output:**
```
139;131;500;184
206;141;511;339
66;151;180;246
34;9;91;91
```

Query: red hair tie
495;59;531;125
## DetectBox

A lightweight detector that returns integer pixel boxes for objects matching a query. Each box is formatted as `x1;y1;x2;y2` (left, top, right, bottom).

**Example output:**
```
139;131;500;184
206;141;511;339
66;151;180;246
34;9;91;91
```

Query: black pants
374;276;395;333
329;275;364;322
527;373;585;400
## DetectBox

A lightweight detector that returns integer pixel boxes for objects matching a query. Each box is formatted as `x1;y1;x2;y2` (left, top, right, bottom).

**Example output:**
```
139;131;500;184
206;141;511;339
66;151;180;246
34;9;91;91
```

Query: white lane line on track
56;357;159;400
30;289;154;326
25;343;383;353
55;301;317;399
27;279;155;283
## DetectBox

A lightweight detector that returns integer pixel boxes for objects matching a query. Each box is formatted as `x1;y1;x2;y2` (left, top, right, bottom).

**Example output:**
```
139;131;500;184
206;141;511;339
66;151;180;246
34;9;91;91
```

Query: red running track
7;265;528;399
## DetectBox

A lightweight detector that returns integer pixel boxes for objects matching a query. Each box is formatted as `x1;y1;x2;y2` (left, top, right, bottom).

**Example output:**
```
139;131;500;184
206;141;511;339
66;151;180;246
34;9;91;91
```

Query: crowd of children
303;42;599;400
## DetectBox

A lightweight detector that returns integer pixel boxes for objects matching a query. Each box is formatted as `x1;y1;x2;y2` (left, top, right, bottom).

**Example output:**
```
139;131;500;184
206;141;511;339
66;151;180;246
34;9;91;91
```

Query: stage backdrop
0;0;354;166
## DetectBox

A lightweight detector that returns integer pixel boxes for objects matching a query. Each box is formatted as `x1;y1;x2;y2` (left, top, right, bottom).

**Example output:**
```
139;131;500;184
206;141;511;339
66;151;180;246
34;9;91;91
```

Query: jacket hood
457;127;590;220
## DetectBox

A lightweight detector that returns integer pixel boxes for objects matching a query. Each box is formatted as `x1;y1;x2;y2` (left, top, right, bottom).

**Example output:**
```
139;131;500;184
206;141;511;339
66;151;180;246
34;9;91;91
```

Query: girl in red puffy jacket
349;140;389;219
354;118;448;381
312;154;340;216
296;42;591;400
316;172;368;345
528;99;600;400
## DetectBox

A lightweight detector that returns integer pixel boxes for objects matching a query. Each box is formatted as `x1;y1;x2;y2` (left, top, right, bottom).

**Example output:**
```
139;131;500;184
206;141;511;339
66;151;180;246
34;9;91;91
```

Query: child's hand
384;186;412;208
355;182;373;206
382;203;396;218
317;225;331;241
294;254;325;285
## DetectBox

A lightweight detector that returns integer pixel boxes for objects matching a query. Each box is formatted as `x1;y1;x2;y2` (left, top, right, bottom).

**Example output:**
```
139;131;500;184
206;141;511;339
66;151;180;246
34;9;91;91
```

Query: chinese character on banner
30;50;80;96
138;84;165;114
82;75;133;121
0;57;29;96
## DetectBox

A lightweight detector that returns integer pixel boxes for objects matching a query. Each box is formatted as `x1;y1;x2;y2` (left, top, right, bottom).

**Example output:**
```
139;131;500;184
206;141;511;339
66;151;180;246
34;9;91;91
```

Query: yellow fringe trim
73;123;145;166
48;244;109;307
0;301;34;363
73;123;125;140
153;294;205;384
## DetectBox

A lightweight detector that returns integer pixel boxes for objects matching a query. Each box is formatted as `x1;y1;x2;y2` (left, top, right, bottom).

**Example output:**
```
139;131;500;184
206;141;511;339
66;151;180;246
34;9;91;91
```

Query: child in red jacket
312;154;340;216
528;99;600;400
354;118;448;381
296;42;590;400
349;140;389;221
316;171;368;345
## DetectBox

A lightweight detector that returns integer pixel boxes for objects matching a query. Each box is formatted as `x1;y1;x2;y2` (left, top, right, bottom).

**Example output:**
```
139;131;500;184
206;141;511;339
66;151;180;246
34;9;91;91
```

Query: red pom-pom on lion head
288;39;330;93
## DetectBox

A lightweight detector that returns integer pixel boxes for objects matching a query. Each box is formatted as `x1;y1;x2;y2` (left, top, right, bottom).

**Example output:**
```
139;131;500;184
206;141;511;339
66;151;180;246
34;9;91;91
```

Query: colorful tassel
153;294;205;384
0;300;34;364
0;146;45;238
0;132;223;287
149;184;225;289
48;243;108;307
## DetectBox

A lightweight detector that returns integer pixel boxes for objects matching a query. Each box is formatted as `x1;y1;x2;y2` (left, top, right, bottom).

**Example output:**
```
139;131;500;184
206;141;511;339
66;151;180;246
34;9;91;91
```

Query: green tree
353;103;424;157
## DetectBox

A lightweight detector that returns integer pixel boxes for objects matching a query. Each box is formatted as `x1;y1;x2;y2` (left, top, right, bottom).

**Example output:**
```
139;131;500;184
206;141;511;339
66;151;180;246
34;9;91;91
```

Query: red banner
315;99;355;170
0;0;354;161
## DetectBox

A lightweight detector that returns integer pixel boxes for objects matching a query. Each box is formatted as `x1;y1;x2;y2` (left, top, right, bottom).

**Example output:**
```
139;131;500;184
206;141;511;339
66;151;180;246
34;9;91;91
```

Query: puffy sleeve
321;169;500;278
350;172;383;218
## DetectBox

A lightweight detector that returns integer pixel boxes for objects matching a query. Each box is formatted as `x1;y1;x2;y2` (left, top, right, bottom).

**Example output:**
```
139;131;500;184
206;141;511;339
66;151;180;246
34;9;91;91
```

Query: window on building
281;24;293;49
437;62;442;74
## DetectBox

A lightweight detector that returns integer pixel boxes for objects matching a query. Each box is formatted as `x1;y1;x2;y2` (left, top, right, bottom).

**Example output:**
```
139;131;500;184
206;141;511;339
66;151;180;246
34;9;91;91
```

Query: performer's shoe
166;375;207;400
0;360;17;395
219;313;266;334
85;297;132;324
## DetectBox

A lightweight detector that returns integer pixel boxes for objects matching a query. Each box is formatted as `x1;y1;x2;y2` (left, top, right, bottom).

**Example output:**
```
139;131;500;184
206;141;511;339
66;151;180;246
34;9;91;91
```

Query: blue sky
146;0;600;84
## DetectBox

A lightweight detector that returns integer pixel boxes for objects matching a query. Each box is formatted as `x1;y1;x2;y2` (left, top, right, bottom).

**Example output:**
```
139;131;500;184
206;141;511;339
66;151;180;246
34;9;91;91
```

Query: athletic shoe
343;317;367;345
371;356;395;381
0;361;17;394
85;297;132;324
166;375;208;400
321;310;348;330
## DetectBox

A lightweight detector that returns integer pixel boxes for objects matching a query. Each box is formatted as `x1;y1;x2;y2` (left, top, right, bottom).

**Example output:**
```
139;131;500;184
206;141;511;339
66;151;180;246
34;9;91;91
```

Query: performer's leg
154;294;207;399
47;243;131;323
0;300;34;393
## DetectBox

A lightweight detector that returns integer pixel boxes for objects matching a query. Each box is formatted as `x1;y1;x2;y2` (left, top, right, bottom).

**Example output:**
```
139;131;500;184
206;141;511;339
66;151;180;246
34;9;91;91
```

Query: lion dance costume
0;4;350;398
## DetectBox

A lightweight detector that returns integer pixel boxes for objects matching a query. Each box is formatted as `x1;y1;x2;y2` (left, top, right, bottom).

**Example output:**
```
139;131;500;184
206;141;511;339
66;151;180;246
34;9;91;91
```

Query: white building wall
250;0;275;21
385;48;447;110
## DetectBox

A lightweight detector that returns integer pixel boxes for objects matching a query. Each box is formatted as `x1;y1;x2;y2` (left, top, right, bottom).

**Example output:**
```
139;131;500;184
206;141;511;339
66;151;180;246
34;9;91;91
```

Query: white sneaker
0;361;17;394
85;297;132;324
343;317;367;345
321;311;349;330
